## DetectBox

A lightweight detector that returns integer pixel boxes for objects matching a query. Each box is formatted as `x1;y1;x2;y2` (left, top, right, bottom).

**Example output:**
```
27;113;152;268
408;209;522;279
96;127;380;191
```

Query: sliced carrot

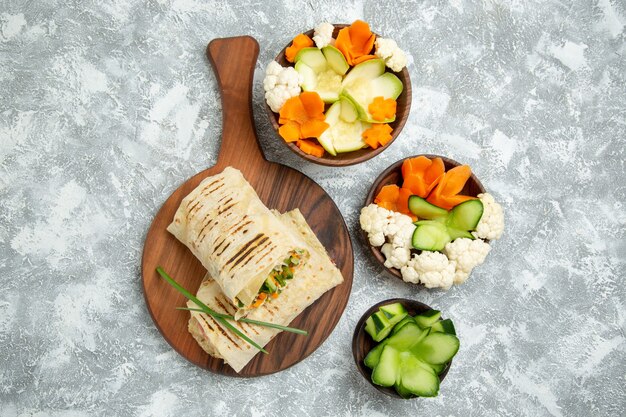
377;200;398;212
299;91;325;119
362;123;393;149
335;20;376;66
425;157;445;184
426;165;476;209
401;156;444;198
299;119;329;139
396;187;412;214
374;184;400;205
368;97;397;121
285;34;314;63
402;156;431;179
296;139;325;157
279;96;308;124
278;121;300;142
435;165;472;196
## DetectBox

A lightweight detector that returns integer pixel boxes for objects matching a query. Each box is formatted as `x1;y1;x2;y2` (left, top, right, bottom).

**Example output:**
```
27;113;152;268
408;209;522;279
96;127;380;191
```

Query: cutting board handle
207;36;264;167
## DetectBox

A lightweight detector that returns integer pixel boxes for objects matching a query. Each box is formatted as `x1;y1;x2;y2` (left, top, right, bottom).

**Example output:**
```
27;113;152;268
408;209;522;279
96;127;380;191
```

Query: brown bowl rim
352;298;452;399
362;154;487;280
265;23;412;167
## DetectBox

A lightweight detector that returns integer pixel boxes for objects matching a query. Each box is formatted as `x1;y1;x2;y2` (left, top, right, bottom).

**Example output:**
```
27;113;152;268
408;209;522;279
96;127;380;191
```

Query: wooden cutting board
141;36;354;377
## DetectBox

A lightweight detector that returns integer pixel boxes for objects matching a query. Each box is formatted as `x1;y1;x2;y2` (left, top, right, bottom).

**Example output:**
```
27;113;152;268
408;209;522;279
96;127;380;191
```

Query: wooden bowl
265;24;412;167
352;298;451;399
362;155;486;280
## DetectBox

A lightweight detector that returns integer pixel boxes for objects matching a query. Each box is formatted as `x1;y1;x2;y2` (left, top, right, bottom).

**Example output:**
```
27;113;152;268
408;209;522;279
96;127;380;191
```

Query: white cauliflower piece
383;211;414;237
444;238;491;284
313;22;334;48
374;38;408;72
474;193;504;240
381;243;412;269
263;62;302;112
359;204;391;247
401;252;456;290
390;219;416;248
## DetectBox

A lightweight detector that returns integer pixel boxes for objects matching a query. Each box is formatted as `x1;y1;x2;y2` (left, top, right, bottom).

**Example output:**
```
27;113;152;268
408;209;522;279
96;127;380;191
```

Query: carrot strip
299;119;329;139
278;121;300;142
374;184;400;205
285;34;314;63
296;139;325;157
335;20;376;66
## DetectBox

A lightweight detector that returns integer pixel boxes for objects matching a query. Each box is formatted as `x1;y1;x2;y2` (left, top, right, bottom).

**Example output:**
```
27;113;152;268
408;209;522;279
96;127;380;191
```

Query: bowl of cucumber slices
265;23;412;166
352;299;459;399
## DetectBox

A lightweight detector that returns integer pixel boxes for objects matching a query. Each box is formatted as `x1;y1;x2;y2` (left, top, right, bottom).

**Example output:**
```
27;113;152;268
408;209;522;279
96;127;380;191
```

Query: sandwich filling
236;249;306;311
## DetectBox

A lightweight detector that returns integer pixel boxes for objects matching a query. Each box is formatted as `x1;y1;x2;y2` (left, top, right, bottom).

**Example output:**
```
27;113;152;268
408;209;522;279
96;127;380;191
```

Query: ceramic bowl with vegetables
360;155;505;289
352;299;459;399
264;20;412;166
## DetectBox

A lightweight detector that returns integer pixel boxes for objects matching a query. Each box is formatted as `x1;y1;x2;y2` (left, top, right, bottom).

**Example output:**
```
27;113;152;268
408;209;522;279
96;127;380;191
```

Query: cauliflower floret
474;193;504;240
374;38;408;72
444;238;491;284
359;204;391;247
263;62;302;112
401;252;456;289
390;220;416;248
313;22;334;48
381;243;411;269
383;211;414;237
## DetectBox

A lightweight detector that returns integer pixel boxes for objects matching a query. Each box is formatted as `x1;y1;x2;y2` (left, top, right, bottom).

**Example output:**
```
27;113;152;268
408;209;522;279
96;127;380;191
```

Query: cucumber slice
391;316;415;336
366;311;395;342
294;61;342;103
317;102;339;156
411;332;460;365
447;227;475;240
447;199;484;231
340;97;358;123
341;59;403;122
321;45;349;75
364;340;388;369
318;100;369;154
429;362;446;374
371;345;400;387
398;355;440;397
430;318;456;335
394;382;415;399
386;323;429;350
342;58;386;87
411;221;452;251
380;302;408;323
408;196;449;220
294;47;327;71
413;310;442;328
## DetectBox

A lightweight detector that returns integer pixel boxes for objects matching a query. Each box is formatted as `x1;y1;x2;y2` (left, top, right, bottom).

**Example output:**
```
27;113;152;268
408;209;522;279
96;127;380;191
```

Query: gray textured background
1;0;625;416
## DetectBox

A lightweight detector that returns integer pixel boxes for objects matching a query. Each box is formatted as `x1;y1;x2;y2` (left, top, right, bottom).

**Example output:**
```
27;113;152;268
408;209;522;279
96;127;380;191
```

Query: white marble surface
1;1;625;416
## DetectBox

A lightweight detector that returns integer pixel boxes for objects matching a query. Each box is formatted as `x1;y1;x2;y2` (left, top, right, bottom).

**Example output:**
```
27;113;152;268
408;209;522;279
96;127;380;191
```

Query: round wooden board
141;36;354;377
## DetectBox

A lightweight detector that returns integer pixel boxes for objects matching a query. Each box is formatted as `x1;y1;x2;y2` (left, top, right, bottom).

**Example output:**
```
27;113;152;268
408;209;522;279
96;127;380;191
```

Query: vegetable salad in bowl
264;21;411;165
361;155;504;289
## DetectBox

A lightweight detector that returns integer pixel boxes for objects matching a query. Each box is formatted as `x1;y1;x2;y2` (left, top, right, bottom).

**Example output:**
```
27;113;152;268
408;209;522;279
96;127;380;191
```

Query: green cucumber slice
380;302;408;323
386;323;429;350
411;221;452;251
414;310;442;328
391;316;415;336
398;354;440;397
366;311;395;342
429;362;446;374
371;345;400;387
339;97;358;123
321;45;349;75
429;318;456;335
364;340;388;369
408;196;449;219
294;47;326;71
447;227;475;240
341;59;403;122
317;101;339;156
447;199;484;231
411;333;460;365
